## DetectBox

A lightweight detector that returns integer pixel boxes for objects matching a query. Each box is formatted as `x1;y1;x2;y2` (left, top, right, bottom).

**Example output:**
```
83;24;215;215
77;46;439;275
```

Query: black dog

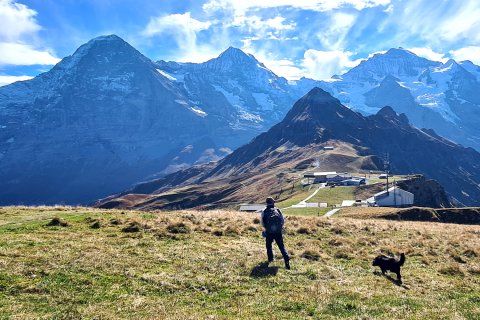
372;253;405;283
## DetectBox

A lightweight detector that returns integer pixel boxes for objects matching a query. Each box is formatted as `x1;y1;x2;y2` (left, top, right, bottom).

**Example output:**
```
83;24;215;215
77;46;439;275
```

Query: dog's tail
398;253;406;266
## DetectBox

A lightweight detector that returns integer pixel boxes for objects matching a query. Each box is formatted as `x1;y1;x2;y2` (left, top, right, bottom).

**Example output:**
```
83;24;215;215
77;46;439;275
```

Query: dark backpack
264;207;283;234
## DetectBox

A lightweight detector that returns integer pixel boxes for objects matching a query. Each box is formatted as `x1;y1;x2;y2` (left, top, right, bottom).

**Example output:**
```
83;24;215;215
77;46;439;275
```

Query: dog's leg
396;271;402;283
381;268;386;275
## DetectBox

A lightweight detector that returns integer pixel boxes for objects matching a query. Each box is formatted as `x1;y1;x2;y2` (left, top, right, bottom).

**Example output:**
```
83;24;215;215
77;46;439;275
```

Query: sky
1;0;480;86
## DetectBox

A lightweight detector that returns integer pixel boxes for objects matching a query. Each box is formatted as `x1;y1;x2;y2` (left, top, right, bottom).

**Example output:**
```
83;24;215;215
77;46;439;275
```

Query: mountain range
0;36;308;205
313;48;480;151
98;88;480;209
2;34;480;205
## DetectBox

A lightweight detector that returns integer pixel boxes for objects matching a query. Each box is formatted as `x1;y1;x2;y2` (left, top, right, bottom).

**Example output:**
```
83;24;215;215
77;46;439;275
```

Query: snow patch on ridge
157;69;177;81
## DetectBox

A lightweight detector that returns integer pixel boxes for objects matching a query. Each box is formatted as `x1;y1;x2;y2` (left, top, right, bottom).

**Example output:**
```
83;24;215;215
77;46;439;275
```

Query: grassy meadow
0;206;479;319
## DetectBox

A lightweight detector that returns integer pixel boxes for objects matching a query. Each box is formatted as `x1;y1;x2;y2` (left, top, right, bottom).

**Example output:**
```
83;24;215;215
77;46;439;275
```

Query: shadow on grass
373;271;410;289
250;261;279;278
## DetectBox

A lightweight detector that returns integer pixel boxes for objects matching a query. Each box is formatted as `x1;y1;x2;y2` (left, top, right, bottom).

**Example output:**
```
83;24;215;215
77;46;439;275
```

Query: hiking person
261;197;290;270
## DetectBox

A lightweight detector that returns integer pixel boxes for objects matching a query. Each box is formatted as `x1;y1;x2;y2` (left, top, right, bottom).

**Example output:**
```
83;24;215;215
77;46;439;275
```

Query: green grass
306;186;356;206
277;184;315;208
0;207;479;319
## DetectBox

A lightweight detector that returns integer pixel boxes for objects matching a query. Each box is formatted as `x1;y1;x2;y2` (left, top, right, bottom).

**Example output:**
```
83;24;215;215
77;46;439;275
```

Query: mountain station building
366;186;414;207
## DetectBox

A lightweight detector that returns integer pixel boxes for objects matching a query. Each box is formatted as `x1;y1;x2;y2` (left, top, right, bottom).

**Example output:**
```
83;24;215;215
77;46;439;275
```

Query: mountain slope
99;88;480;209
312;48;480;150
156;47;308;132
0;35;235;204
0;37;320;205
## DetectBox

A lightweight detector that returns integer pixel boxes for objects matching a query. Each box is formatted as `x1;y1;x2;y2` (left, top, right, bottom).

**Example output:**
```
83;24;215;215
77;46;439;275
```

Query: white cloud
406;47;447;62
302;49;361;80
0;0;40;41
450;46;480;65
0;42;60;65
142;12;217;62
204;0;391;13
0;0;59;66
142;12;211;37
0;74;33;86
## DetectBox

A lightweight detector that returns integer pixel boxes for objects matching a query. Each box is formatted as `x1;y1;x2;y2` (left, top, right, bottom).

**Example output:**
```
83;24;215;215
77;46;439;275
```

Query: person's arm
277;208;285;225
261;209;266;228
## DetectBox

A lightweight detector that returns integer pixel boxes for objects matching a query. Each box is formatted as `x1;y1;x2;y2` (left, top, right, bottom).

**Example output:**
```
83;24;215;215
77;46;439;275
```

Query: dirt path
282;183;326;209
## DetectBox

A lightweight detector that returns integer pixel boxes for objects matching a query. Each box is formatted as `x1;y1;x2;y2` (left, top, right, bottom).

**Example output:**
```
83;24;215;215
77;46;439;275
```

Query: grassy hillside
0;207;479;319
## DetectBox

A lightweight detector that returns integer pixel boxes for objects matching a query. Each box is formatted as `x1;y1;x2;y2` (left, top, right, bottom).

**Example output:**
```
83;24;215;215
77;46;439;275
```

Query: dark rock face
396;176;452;208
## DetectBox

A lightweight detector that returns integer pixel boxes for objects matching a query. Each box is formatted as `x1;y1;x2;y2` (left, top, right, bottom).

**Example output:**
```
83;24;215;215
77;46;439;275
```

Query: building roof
239;204;265;211
367;186;413;202
313;171;337;176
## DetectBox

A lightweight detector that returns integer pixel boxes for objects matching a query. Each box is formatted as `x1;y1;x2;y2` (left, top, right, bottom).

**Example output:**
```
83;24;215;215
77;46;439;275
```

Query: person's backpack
264;207;283;234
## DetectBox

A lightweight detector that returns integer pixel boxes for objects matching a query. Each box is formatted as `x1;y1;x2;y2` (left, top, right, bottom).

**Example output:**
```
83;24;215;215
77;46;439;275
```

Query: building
366;187;414;207
303;171;337;184
326;173;352;184
323;146;334;150
340;178;366;186
239;204;265;212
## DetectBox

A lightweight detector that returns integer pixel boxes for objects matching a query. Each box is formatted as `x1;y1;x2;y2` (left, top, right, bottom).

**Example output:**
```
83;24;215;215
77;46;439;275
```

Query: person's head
266;197;275;206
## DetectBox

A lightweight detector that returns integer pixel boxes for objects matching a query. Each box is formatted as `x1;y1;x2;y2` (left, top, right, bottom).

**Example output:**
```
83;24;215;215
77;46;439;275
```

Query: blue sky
1;0;480;85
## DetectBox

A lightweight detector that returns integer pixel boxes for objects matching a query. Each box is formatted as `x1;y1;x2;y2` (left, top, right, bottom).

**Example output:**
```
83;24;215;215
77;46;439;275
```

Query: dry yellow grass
0;206;479;319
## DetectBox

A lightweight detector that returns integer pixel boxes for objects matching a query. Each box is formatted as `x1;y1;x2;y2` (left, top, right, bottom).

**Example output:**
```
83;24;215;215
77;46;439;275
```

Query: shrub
212;229;224;236
167;222;191;234
122;222;141;233
225;226;240;236
110;219;122;226
439;264;464;276
301;250;321;261
297;227;310;234
90;221;101;229
46;218;69;227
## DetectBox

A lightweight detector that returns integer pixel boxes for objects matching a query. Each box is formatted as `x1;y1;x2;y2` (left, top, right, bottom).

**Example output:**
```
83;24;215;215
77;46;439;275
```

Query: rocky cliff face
397;175;452;208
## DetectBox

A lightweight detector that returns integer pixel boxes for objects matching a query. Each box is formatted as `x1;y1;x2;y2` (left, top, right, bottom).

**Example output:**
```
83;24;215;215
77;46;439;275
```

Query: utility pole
384;153;390;195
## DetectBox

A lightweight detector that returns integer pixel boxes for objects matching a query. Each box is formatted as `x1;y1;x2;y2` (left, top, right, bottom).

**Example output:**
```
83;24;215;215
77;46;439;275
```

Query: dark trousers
266;232;289;262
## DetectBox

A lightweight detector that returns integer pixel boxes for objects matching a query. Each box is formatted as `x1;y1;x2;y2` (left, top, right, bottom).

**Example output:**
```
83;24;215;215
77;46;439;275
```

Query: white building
367;186;414;207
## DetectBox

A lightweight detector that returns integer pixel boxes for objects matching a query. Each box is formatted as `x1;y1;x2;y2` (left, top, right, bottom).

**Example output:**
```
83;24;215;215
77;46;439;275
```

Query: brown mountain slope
97;88;480;209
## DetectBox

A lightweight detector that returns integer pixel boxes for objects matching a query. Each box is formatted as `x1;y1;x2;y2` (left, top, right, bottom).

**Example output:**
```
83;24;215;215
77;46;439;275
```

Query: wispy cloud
317;12;357;50
203;0;391;13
